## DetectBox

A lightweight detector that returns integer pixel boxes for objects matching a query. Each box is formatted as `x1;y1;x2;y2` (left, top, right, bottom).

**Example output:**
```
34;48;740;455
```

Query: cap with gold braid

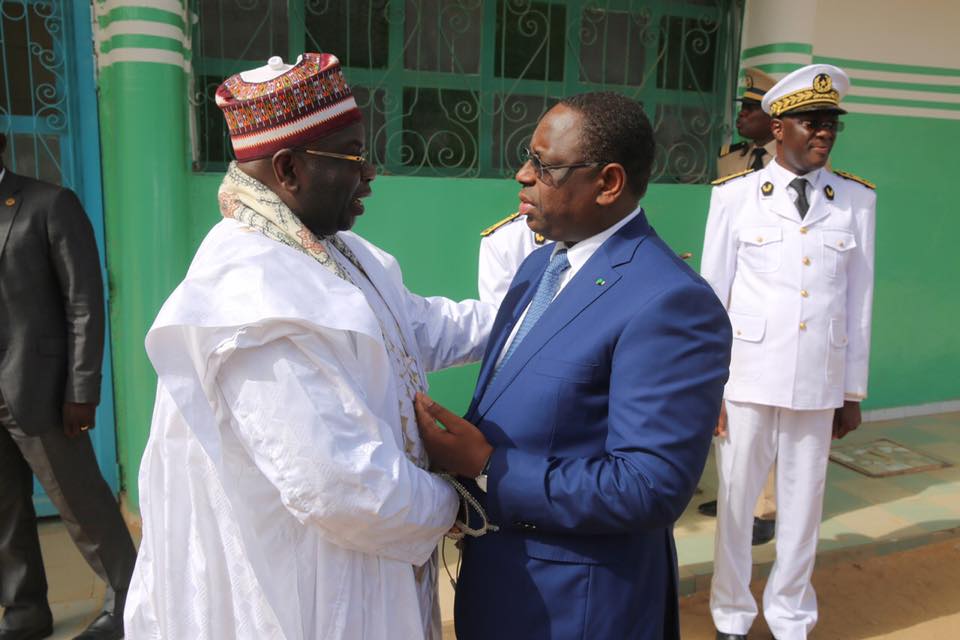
737;67;776;104
762;63;849;117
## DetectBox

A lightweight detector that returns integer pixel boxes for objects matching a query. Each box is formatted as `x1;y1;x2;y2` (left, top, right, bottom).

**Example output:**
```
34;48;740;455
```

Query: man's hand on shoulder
414;392;493;477
63;402;96;438
832;401;861;440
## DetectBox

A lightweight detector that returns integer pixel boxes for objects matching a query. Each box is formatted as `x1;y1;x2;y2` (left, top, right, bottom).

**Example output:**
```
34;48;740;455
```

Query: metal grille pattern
0;0;73;184
192;0;741;183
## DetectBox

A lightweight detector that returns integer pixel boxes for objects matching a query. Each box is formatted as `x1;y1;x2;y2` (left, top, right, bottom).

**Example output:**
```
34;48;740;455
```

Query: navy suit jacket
455;211;732;639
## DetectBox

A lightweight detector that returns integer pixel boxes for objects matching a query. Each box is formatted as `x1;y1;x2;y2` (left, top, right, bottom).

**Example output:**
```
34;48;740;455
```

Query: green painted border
814;56;960;78
742;42;812;58
751;62;805;74
853;78;960;94
97;6;185;30
100;34;186;55
844;94;960;111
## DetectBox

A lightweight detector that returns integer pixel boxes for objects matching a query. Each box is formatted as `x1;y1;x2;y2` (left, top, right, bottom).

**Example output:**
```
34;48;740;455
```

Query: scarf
218;161;351;280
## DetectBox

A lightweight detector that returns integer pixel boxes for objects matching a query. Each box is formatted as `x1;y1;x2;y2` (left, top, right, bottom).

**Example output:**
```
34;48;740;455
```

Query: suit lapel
0;172;25;263
467;249;547;418
474;212;650;417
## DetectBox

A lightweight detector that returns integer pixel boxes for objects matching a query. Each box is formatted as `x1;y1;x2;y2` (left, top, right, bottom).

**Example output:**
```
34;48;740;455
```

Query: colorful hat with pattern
216;53;362;161
762;63;849;116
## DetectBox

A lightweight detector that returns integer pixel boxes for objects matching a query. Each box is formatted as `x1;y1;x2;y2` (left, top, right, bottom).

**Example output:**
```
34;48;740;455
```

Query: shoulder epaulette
833;169;876;190
711;168;755;186
480;212;521;237
718;141;747;157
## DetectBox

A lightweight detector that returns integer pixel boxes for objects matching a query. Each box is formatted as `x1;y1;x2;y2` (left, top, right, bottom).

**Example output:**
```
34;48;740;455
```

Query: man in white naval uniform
477;212;545;306
703;64;875;640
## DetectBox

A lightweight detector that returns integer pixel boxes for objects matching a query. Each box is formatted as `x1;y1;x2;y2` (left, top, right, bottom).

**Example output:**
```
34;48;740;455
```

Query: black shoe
0;626;53;640
752;517;776;546
698;499;718;517
716;632;747;640
72;610;123;640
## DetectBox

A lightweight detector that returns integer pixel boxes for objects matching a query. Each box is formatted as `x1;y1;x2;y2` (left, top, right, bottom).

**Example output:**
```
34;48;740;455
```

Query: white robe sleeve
215;325;458;566
844;189;876;401
405;292;496;373
343;232;496;373
700;187;737;307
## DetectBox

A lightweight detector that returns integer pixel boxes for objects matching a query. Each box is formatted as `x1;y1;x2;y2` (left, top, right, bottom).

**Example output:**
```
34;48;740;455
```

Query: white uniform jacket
701;163;875;410
477;214;543;306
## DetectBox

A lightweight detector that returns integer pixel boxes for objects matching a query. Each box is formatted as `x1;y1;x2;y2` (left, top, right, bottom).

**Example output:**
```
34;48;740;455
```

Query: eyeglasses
297;148;369;166
521;146;600;186
787;117;845;133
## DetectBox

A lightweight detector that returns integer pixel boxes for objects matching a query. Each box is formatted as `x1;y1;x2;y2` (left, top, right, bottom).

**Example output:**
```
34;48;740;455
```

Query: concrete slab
4;412;957;637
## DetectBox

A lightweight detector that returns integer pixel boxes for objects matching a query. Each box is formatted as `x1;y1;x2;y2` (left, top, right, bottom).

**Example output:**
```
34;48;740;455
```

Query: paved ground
5;413;958;639
676;535;960;639
673;410;960;596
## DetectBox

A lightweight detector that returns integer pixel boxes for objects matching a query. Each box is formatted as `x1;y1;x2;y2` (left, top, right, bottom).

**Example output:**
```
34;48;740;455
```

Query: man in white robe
124;52;494;640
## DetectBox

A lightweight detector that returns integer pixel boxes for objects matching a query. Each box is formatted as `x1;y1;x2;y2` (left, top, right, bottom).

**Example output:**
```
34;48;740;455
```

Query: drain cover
829;438;951;477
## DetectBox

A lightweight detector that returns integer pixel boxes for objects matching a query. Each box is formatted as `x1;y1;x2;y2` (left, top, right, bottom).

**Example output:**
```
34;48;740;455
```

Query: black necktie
750;147;766;171
790;177;809;219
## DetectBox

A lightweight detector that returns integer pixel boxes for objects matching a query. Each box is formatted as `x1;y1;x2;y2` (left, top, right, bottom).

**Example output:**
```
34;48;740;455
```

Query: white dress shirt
496;205;643;366
765;158;825;217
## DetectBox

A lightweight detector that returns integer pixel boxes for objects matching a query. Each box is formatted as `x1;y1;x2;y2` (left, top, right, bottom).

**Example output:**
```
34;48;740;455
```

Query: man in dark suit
415;93;732;639
0;134;136;640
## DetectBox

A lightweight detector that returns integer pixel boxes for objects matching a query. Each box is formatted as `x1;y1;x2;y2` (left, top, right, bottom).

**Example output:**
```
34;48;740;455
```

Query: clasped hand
414;392;493;478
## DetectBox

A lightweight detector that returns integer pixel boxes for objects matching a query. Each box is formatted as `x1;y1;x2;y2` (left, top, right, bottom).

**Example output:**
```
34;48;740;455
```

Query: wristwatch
475;454;492;493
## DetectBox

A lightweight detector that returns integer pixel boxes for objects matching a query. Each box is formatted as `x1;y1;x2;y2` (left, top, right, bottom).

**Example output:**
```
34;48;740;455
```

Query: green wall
830;113;960;407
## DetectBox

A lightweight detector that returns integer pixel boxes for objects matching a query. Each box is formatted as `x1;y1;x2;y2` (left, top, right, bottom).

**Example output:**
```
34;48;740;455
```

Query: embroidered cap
762;63;849;117
737;67;776;104
216;53;363;161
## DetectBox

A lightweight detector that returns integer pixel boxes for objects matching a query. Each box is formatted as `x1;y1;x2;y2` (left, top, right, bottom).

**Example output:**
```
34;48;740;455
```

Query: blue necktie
492;248;570;380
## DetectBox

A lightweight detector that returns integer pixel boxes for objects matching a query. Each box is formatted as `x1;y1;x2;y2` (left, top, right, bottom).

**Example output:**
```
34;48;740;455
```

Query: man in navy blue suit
415;93;732;639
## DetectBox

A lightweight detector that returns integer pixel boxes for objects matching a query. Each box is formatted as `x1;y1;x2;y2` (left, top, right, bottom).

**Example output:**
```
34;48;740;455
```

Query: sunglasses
521;146;601;186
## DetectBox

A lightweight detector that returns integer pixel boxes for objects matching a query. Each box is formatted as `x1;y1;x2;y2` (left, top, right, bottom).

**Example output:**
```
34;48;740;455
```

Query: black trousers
0;390;136;630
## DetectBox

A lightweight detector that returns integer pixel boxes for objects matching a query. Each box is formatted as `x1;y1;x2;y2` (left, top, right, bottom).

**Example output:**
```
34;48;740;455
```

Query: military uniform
716;67;778;182
477;212;545;306
717;139;778;180
705;65;876;640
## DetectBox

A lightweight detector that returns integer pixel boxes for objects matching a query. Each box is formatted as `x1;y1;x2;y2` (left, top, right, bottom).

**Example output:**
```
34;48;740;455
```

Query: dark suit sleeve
486;282;732;534
46;187;105;404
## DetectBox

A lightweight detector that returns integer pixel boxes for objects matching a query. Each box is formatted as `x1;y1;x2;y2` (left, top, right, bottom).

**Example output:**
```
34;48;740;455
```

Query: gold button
756;236;764;243
4;198;14;207
799;322;807;330
802;256;811;266
736;330;742;336
799;227;808;234
801;290;809;297
838;240;845;247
